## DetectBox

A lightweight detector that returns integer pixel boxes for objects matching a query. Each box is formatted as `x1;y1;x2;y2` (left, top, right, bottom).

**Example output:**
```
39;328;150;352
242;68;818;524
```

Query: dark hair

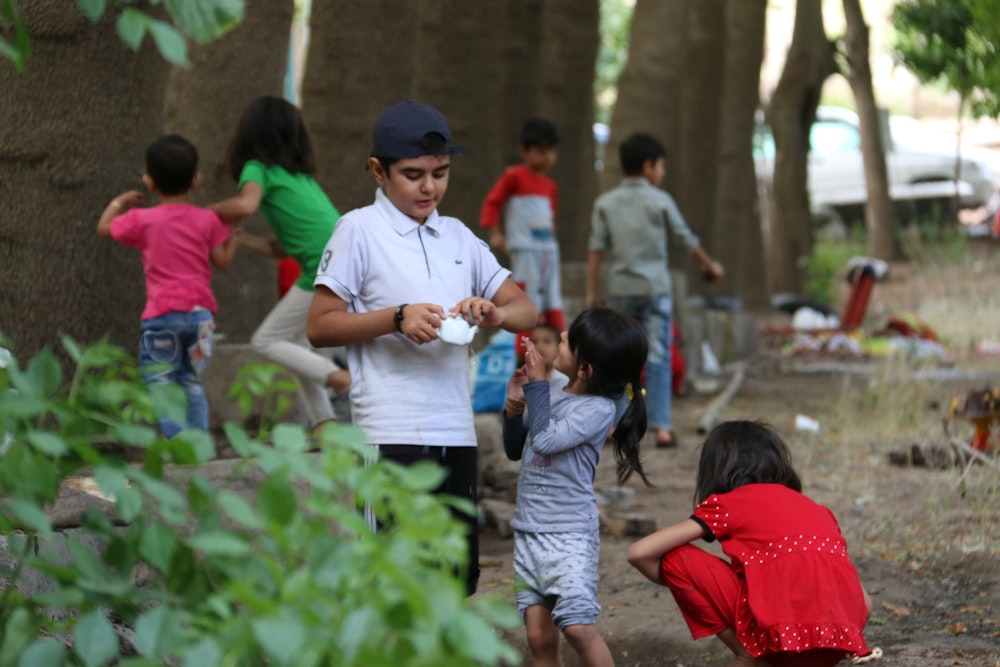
520;118;559;149
145;135;198;196
694;420;802;505
567;308;650;486
619;132;667;176
531;323;561;340
374;132;451;174
227;96;315;181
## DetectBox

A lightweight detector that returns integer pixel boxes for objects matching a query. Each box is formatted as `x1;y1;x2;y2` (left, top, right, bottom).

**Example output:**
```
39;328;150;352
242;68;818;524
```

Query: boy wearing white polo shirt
307;101;537;595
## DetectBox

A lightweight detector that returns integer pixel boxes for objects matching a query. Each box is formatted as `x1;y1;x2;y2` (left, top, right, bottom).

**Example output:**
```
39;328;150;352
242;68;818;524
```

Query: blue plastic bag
472;330;516;413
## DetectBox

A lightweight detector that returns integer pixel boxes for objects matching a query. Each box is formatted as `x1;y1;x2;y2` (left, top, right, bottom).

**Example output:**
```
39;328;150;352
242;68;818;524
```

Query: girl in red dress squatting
627;420;872;667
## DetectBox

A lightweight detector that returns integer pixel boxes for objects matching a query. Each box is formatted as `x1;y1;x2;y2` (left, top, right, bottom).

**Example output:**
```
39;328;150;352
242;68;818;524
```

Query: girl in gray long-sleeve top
503;307;651;667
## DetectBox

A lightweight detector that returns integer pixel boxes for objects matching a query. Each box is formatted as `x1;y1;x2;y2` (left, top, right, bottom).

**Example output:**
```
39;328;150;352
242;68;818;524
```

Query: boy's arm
691;246;724;282
96;190;144;238
626;518;706;584
585;249;605;307
239;230;286;259
452;277;537;333
480;171;516;252
210;223;242;270
210;181;263;224
307;285;447;347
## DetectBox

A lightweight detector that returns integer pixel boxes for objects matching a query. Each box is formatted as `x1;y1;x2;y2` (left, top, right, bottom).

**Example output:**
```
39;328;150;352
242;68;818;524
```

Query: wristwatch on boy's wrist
394;304;408;333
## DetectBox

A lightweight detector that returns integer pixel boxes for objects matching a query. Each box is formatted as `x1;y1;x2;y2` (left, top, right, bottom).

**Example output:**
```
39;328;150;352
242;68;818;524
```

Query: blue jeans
138;309;214;438
606;294;673;431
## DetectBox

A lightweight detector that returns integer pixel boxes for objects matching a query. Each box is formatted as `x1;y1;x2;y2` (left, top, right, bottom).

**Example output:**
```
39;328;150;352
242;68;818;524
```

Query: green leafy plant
0;336;520;666
1;0;244;71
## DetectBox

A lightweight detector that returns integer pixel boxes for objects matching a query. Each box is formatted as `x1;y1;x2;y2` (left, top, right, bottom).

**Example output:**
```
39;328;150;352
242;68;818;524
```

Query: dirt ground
476;249;1000;666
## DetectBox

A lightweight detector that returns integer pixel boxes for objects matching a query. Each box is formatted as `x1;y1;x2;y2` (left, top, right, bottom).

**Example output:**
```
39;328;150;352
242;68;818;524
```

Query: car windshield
753;118;862;160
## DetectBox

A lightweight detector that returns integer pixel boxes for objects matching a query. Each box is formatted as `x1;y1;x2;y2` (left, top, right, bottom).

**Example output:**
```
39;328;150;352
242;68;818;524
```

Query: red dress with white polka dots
691;483;870;658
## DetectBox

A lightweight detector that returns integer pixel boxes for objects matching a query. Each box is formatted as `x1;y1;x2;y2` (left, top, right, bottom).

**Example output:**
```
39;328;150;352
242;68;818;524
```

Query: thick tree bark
712;0;770;311
0;5;166;358
842;0;895;261
767;0;836;294
301;1;420;215
497;1;544;171
414;1;506;230
163;0;295;342
674;0;725;276
600;0;687;195
535;0;600;263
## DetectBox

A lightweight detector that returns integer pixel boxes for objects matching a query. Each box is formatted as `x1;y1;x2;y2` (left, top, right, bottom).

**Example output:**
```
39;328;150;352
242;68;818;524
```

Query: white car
754;106;997;220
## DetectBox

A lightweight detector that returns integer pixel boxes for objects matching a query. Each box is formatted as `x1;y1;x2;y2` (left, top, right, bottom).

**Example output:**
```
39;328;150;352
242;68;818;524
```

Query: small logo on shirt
454;259;463;264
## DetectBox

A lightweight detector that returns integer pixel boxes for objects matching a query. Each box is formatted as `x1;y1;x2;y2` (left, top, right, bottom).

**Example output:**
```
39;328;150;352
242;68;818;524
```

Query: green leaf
111;423;157;448
17;639;66;667
169;428;215;463
4;498;52;534
257;475;295;525
146;19;188;67
0;608;35;667
72;612;118;667
272;423;307;453
251;614;305;667
138;522;178;572
396;460;447;492
133;607;183;659
0;1;29;73
164;0;243;41
217;490;262;530
182;639;221;667
116;9;148;51
76;0;106;22
188;531;250;557
27;431;68;456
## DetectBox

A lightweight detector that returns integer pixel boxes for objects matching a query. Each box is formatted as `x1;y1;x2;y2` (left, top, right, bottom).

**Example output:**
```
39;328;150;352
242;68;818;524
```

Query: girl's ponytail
613;379;651;486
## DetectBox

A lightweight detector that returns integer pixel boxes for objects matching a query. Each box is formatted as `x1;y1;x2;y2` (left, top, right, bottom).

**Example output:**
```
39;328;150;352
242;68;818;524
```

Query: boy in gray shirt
586;132;724;449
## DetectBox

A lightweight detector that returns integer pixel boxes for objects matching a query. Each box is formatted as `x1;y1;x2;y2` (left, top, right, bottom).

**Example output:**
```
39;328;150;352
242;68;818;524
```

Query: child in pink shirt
97;135;239;437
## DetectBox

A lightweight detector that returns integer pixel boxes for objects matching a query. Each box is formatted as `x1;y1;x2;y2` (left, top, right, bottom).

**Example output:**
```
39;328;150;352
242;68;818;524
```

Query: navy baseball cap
370;101;464;159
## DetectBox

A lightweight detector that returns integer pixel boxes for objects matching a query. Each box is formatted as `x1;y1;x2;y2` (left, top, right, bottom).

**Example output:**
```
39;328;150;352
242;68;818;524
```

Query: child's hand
112;190;144;210
488;230;507;254
522;340;546;382
702;260;724;283
400;302;447;344
507;365;528;401
451;297;503;328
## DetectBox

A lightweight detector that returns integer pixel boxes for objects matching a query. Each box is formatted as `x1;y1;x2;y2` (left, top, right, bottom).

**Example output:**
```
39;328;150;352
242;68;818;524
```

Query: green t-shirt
239;160;339;292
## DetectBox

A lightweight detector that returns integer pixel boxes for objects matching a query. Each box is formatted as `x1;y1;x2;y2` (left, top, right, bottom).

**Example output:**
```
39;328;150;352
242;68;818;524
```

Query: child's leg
561;624;614;667
176;310;215;432
250;285;340;426
639;295;674;445
511;252;543;359
539;247;565;332
138;313;186;438
660;544;741;643
523;605;562;667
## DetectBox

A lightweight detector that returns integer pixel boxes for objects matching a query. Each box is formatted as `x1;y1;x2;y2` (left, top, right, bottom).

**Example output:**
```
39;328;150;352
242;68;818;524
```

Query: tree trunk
414;1;507;230
535;0;600;263
600;0;687;195
497;1;545;171
163;0;295;342
300;1;420;215
674;0;725;277
842;0;895;261
0;4;166;358
712;0;770;311
767;0;836;294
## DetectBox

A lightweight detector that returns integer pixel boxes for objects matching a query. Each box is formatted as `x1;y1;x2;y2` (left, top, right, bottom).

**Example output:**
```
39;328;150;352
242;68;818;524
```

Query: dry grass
802;239;1000;563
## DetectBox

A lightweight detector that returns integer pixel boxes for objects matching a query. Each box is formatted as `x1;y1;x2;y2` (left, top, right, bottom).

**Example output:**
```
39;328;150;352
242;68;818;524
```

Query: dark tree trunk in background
0;4;166;359
414;1;507;230
673;0;725;283
767;0;836;294
712;0;770;311
842;0;895;261
497;1;545;171
164;0;295;342
301;1;420;215
535;0;600;264
600;0;686;195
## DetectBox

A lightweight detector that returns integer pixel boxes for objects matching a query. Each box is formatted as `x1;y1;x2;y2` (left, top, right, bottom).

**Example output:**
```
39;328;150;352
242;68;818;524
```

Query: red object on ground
840;264;877;331
277;257;302;297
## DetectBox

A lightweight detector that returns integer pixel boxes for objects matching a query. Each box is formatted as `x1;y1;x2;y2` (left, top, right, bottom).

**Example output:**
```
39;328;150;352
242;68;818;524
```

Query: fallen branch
697;362;747;435
948;437;1000;487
